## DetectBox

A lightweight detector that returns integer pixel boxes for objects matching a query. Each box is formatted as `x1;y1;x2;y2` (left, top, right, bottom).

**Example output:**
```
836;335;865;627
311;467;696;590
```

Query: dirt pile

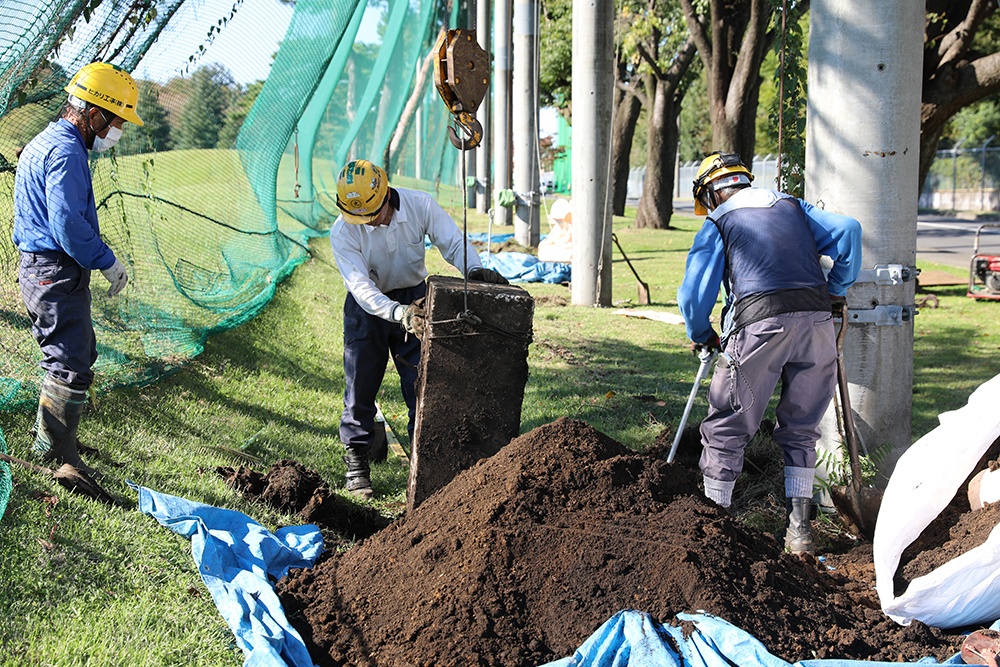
274;418;968;667
218;460;390;541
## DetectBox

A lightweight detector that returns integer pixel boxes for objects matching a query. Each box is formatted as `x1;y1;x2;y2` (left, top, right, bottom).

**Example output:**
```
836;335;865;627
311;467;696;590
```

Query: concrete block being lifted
407;275;534;511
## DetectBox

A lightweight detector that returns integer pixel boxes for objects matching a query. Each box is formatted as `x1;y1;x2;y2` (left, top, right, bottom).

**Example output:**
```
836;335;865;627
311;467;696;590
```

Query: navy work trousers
340;283;426;454
18;251;96;390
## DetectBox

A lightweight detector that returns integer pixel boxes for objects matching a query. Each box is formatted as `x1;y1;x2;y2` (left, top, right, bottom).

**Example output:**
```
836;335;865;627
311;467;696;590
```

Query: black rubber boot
343;448;372;499
31;376;100;479
783;497;815;555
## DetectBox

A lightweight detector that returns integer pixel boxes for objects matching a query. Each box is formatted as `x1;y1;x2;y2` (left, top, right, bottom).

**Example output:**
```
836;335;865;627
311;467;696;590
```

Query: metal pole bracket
854;264;919;286
846;304;916;326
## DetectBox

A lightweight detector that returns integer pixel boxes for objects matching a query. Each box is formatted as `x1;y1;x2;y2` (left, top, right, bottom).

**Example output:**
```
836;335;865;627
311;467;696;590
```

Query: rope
460;125;470;315
293;126;300;199
424;313;533;343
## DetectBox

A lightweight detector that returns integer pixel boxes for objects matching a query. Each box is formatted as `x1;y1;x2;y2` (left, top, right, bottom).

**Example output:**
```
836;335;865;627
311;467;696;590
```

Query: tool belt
724;285;830;339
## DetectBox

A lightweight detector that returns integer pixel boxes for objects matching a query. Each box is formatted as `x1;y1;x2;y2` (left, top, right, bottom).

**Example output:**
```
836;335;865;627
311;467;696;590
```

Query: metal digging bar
667;348;716;464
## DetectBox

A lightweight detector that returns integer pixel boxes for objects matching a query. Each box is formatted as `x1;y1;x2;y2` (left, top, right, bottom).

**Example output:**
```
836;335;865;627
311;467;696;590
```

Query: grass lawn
0;201;997;665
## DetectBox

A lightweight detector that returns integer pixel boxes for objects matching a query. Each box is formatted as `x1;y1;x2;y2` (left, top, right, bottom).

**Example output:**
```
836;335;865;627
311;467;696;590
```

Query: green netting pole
333;0;410;166
296;0;367;201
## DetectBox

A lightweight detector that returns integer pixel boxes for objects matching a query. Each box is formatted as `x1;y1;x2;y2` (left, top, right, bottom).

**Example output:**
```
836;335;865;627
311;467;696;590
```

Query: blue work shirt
13;118;116;270
677;188;862;344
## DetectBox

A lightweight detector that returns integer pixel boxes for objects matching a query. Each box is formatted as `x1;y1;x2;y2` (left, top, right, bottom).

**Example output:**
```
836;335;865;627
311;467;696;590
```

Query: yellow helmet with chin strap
692;152;753;215
64;62;144;126
336;159;390;224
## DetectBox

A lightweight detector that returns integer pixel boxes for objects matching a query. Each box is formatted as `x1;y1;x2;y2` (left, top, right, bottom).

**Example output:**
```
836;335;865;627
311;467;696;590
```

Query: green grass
1;202;998;665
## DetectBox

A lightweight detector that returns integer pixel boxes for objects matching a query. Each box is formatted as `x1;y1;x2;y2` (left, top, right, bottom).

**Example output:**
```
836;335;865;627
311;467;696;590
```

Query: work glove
101;258;128;298
691;329;722;356
830;295;848;319
399;298;426;339
467;266;510;285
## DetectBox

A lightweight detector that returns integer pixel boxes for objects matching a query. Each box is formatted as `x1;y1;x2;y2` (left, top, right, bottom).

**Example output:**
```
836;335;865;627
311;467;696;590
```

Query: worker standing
330;159;507;499
677;152;862;555
13;62;143;479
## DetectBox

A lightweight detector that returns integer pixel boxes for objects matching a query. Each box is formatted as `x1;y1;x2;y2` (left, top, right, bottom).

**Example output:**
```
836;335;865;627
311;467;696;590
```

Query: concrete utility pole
513;0;540;246
476;0;492;215
571;0;614;306
493;0;514;226
806;0;923;488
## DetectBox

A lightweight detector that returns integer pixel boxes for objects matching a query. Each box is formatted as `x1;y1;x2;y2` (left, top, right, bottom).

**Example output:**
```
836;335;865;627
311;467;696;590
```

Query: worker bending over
677;152;862;555
330;159;507;498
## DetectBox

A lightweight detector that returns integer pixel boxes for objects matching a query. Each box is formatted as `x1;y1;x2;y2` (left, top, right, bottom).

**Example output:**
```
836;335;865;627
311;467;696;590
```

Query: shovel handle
668;349;716;464
0;451;55;476
611;233;644;283
835;315;864;494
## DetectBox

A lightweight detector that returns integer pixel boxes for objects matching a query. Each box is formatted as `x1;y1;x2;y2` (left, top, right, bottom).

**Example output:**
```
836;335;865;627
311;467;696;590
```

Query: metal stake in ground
667;348;716;464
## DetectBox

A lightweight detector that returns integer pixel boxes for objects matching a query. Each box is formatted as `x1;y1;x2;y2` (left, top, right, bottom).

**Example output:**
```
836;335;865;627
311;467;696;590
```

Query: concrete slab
407;275;534;511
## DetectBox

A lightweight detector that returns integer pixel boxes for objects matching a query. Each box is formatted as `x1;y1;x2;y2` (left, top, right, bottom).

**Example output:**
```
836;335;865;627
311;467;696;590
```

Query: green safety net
0;0;478;516
0;0;473;421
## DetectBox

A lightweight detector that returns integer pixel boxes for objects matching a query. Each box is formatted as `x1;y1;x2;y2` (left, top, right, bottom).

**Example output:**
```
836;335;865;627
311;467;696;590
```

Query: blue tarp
541;611;968;667
132;483;987;667
427;233;572;283
479;250;571;284
132;483;324;667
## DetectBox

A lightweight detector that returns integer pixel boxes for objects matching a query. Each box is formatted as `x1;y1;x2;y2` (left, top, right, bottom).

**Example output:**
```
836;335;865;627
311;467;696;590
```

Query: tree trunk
918;116;948;196
386;45;437;171
681;0;788;163
611;90;642;216
635;79;678;229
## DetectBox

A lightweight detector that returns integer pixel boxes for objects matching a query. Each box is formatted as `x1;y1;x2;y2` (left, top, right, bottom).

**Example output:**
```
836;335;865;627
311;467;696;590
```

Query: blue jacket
678;188;862;344
13;118;116;270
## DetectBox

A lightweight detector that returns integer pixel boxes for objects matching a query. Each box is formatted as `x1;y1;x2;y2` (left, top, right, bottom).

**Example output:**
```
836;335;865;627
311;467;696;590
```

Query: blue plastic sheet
540;610;967;667
479;250;571;284
132;483;324;667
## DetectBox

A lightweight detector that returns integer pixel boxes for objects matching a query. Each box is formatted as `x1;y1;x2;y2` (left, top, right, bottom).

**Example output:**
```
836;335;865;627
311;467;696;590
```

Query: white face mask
91;125;122;152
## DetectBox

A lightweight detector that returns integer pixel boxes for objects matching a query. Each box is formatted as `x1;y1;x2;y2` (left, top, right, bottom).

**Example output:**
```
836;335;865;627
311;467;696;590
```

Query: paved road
916;216;1000;269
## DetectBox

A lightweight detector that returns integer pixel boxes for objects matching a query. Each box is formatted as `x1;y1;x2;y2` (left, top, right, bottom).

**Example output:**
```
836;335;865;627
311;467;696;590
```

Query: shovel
962;628;1000;666
667;347;716;464
0;452;121;506
611;233;651;305
828;313;883;541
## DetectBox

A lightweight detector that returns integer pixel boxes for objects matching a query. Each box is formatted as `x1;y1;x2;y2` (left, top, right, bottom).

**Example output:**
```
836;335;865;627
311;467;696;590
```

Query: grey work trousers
699;311;837;483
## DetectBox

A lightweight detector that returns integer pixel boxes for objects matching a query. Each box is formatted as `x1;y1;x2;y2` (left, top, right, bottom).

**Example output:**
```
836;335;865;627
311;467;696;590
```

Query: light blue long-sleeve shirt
13;118;116;270
677;188;862;344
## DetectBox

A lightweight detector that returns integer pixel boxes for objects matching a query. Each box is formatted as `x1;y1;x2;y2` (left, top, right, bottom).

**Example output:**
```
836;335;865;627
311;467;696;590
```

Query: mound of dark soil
275;418;969;667
218;460;390;541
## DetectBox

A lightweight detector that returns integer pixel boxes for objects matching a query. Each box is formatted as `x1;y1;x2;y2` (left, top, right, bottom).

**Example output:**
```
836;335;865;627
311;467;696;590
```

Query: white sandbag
538;199;573;263
970;468;1000;509
874;373;1000;628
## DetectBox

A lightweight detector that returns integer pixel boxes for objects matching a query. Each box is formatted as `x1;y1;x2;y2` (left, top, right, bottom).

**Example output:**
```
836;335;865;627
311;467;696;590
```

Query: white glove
101;258;129;298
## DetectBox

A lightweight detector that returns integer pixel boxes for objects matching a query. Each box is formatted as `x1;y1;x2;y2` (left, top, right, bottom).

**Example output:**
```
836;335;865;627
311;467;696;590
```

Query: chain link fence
626;147;1000;212
920;141;1000;211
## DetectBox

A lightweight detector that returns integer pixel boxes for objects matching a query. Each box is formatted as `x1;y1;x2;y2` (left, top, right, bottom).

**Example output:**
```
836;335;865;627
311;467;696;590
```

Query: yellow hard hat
336;159;389;224
64;62;144;126
692;152;753;215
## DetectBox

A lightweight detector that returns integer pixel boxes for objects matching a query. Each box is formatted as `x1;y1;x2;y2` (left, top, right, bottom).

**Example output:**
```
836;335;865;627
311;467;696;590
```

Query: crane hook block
433;29;490;151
